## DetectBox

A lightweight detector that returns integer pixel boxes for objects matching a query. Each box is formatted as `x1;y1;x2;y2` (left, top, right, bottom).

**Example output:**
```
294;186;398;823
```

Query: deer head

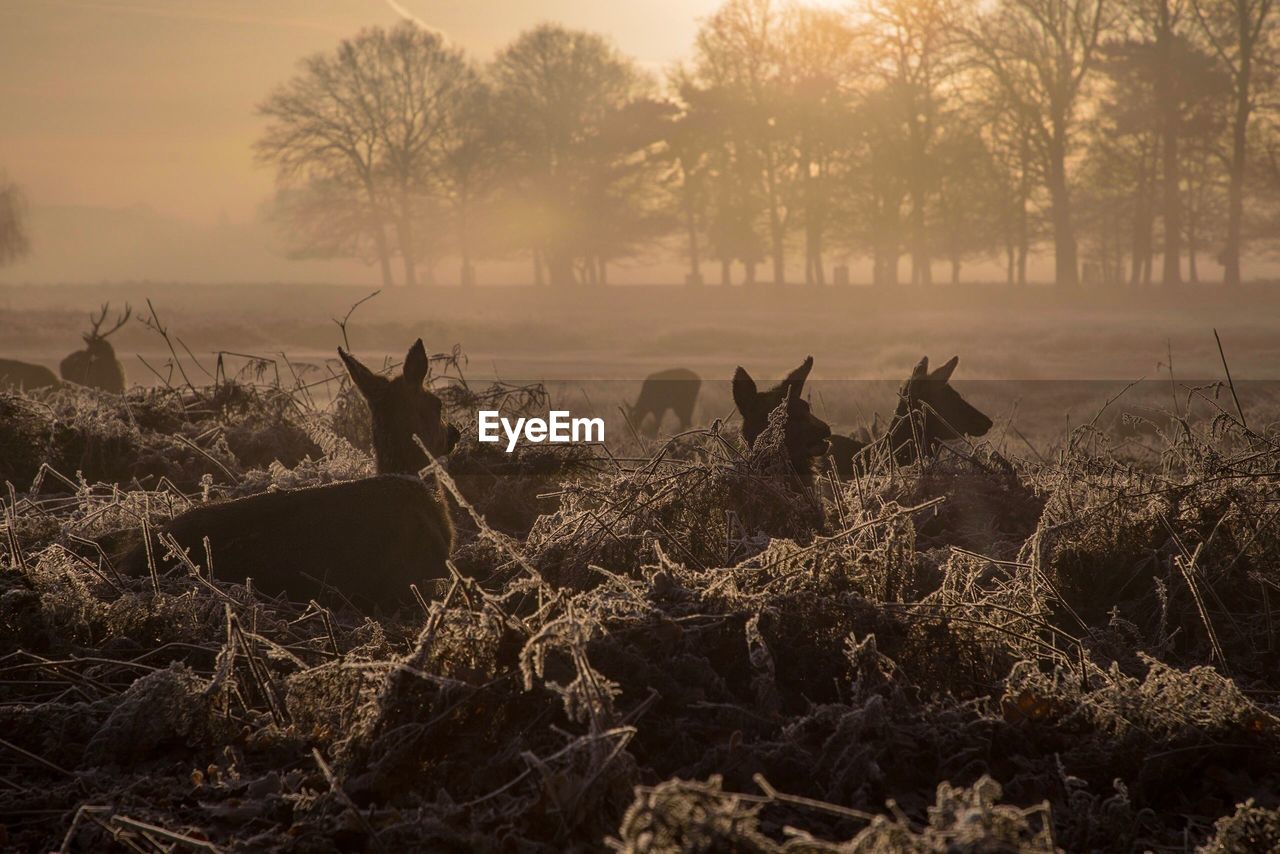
82;303;131;354
733;356;831;474
892;356;992;455
339;339;460;475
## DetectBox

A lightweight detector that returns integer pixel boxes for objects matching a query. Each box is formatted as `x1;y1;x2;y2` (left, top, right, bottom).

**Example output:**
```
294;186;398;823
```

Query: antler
87;302;132;340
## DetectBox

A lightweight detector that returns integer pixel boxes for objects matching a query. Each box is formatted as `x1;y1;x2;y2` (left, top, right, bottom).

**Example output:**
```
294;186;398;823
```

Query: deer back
122;475;452;612
631;368;701;427
0;358;60;391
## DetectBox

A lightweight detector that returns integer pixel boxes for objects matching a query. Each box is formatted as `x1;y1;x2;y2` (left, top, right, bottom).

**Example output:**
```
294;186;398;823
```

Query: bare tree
776;6;863;286
968;0;1113;286
256;23;475;287
439;76;500;286
490;24;650;286
693;0;793;285
1128;0;1191;284
0;171;31;267
1190;0;1277;284
864;0;966;285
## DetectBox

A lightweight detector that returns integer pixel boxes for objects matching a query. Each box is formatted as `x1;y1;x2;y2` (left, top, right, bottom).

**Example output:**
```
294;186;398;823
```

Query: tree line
254;0;1280;288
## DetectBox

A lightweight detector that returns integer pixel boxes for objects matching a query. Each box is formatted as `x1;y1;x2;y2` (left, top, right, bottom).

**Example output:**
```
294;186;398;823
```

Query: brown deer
116;339;461;613
826;356;992;478
732;356;831;477
60;303;131;393
0;359;59;391
624;368;701;436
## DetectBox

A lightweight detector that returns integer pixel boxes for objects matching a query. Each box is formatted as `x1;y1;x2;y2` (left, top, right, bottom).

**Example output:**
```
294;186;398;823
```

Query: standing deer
732;356;832;478
624;368;701;436
826;356;992;478
116;339;461;613
60;303;131;393
0;359;59;391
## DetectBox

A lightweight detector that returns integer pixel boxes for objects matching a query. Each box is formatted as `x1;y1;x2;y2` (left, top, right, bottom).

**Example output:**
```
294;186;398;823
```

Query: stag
60;303;131;393
116;339;461;613
624;368;701;436
732;356;831;479
826;356;992;478
0;359;59;391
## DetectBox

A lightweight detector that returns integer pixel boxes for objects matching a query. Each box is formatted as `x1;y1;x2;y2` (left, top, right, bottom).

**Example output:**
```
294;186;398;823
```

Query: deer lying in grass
0;358;59;391
827;356;992;478
732;356;832;480
625;368;701;436
117;339;461;613
60;303;131;393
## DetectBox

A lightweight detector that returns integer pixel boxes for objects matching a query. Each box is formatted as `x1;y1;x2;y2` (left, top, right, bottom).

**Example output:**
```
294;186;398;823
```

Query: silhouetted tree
438;76;501;286
490;24;650;286
845;87;912;286
0;172;31;267
777;5;862;286
864;0;967;285
981;100;1040;285
256;23;475;287
1189;0;1277;284
693;0;794;285
968;0;1114;286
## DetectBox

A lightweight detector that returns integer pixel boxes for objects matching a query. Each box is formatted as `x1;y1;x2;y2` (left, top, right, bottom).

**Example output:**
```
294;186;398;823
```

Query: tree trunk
396;198;418;288
803;156;825;287
1016;194;1028;286
1223;75;1250;286
950;256;961;286
458;191;474;287
365;181;395;288
910;187;931;285
373;224;395;288
721;258;732;286
685;179;702;285
1157;18;1182;286
764;151;785;286
534;249;545;287
1046;136;1079;287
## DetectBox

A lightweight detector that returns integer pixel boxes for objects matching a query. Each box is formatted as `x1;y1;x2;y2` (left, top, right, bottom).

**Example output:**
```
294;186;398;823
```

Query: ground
2;283;1280;851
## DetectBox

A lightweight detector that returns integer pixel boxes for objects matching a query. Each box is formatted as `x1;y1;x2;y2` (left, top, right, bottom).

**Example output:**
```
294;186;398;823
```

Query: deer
826;356;992;479
114;339;462;613
732;356;832;480
60;303;131;393
0;359;59;391
624;368;701;436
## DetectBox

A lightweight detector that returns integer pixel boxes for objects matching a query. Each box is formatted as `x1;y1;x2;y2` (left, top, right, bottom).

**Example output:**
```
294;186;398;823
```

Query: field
3;283;1280;851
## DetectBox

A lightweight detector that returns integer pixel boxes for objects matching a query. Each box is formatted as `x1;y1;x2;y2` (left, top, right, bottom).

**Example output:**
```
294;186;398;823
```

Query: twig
1213;328;1248;431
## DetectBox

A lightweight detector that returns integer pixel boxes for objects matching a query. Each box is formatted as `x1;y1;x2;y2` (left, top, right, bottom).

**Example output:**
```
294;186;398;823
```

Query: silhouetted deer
826;356;992;478
117;339;461;613
625;368;701;436
60;303;131;393
0;359;59;391
733;356;831;478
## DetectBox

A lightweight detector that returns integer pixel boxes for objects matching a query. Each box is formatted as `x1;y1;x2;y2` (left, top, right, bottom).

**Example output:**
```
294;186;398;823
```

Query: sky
0;0;726;226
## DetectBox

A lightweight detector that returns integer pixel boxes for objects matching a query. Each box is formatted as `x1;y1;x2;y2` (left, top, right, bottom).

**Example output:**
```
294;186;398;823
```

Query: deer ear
339;347;386;401
930;355;959;384
732;367;758;412
403;339;429;387
910;356;930;380
784;356;814;396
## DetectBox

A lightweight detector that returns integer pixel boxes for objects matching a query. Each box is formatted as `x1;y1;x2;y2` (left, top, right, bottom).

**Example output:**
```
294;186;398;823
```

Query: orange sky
0;0;722;225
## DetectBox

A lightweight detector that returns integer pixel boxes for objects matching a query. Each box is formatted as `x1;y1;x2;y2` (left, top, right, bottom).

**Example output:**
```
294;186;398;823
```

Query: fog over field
7;1;1280;852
